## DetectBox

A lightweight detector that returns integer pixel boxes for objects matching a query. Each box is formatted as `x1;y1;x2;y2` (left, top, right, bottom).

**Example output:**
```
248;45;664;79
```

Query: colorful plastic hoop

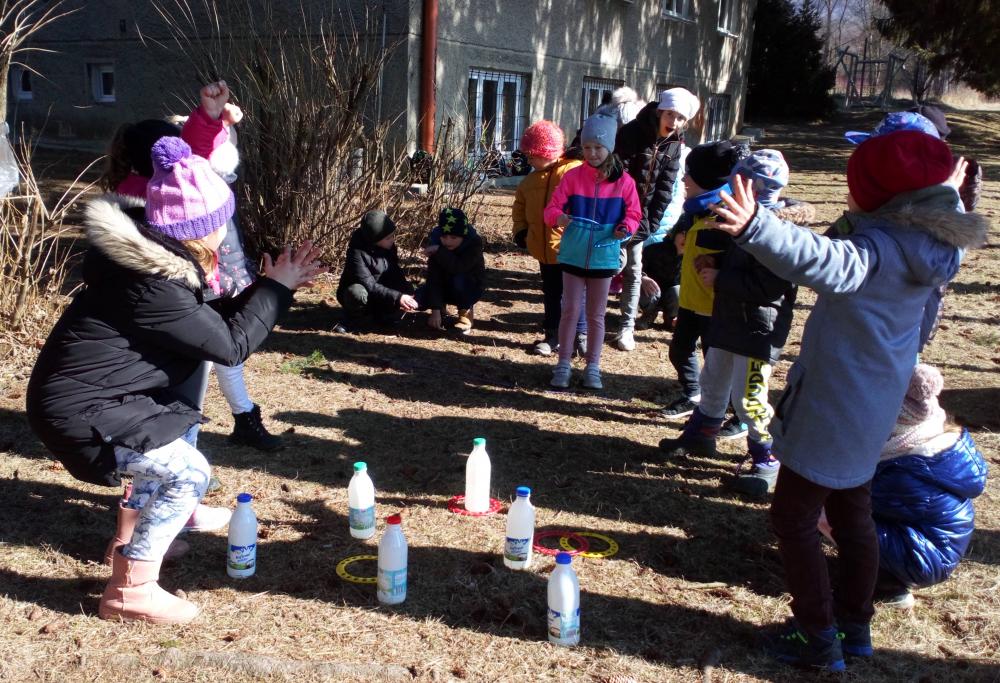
533;530;590;556
336;554;378;584
559;531;619;559
447;495;504;516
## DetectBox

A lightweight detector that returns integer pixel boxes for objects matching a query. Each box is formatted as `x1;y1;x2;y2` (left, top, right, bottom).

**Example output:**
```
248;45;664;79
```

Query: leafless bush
151;0;493;271
0;138;95;371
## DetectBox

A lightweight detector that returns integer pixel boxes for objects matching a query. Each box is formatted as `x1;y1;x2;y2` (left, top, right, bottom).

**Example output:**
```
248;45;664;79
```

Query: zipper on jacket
585;175;600;270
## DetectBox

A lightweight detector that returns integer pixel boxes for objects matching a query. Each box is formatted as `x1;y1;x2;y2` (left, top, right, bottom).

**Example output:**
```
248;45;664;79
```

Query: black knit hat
436;207;470;237
359;210;397;244
908;104;951;139
123;120;181;179
685;140;744;192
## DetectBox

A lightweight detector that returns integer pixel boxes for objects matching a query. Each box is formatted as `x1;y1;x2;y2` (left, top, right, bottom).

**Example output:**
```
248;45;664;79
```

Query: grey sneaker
732;458;780;497
614;328;636;351
582;363;603;389
550;361;571;389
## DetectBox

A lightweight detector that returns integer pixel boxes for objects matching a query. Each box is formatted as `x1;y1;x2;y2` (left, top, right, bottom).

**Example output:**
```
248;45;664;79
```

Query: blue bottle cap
353;461;367;472
236;493;252;504
515;486;531;497
473;437;486;447
555;552;572;565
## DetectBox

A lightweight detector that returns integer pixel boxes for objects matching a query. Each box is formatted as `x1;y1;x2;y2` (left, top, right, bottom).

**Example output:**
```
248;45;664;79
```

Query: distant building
8;0;756;154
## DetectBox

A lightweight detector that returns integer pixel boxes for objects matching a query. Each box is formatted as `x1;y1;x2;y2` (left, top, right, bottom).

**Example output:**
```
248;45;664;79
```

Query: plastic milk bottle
547;552;580;646
377;513;407;604
227;493;257;579
348;461;376;539
503;486;535;570
464;437;491;513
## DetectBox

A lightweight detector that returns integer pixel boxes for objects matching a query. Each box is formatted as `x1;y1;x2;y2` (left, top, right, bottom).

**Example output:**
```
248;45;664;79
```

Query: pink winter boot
99;550;199;624
103;503;189;565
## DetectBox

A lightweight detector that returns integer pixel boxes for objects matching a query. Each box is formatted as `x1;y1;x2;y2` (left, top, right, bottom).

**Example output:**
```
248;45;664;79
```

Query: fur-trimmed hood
84;194;202;290
847;184;989;251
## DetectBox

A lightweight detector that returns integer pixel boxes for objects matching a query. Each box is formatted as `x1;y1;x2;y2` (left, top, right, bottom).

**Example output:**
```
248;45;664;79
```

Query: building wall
411;0;757;154
8;0;755;153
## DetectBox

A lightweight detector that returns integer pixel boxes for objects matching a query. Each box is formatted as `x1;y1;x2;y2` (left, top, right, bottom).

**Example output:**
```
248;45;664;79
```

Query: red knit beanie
520;120;564;160
847;131;953;212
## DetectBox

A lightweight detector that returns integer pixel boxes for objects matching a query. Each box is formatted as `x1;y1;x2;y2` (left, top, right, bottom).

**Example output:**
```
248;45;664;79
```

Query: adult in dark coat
611;88;699;351
26;138;323;625
335;210;418;331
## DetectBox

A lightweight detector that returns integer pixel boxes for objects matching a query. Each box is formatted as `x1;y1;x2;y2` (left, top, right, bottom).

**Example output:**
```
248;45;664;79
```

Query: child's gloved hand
513;230;527;249
221;103;243;127
556;213;571;227
427;309;443;330
200;80;230;121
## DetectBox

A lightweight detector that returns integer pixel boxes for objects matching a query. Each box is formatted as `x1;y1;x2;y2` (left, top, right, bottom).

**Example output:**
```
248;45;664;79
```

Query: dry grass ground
1;111;998;682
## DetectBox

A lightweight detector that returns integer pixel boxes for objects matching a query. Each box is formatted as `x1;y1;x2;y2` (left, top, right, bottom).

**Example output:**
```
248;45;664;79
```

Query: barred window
467;68;529;157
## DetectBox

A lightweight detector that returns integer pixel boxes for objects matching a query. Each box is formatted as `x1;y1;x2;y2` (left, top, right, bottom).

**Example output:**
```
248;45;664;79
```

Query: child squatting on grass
543;113;641;390
418;207;487;334
710;129;987;671
26;135;326;625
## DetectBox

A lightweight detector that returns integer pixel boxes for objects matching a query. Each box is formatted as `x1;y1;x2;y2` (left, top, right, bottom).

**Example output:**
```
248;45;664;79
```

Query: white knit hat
657;87;700;121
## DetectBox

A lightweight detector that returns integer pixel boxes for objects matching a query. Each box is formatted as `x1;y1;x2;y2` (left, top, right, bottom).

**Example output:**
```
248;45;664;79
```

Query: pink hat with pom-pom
882;363;948;458
520;120;565;160
145;136;235;241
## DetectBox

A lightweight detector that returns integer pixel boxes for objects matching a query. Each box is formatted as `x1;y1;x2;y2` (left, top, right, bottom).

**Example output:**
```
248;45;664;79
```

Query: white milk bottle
348;461;376;539
227;493;257;579
464;437;491;513
377;513;407;605
503;486;535;570
547;552;580;646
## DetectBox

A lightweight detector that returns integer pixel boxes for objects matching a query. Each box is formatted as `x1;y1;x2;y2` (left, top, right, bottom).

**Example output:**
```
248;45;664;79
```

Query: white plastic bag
0;122;21;197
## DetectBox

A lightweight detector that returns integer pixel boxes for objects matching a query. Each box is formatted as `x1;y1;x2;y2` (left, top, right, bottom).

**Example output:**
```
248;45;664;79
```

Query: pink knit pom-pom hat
520;120;565;160
145;136;235;241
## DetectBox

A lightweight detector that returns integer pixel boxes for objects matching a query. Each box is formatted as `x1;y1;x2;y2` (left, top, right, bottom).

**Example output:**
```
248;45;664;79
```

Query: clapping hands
262;241;328;291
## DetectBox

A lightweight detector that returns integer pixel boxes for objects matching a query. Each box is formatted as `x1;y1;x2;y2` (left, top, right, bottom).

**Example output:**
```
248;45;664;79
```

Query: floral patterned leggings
114;438;210;561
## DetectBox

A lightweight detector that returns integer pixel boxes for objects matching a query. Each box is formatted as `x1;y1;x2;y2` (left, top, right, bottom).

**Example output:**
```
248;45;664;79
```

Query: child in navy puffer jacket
821;364;988;609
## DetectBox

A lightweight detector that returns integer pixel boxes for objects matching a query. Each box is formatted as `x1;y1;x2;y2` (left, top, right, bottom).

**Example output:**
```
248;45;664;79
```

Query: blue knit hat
580;114;618;152
845;111;940;145
732;149;789;208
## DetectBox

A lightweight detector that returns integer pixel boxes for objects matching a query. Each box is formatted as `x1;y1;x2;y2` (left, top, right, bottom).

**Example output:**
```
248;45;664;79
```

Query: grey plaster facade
8;0;755;153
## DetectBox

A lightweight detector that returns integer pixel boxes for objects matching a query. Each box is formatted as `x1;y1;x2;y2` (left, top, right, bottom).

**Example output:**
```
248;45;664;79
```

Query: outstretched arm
712;177;876;295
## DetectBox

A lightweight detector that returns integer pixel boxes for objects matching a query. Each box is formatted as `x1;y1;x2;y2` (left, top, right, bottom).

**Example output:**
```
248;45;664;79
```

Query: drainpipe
419;0;438;154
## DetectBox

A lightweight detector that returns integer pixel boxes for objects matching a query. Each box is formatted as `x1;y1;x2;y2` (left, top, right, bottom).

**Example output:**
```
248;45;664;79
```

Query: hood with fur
83;194;202;290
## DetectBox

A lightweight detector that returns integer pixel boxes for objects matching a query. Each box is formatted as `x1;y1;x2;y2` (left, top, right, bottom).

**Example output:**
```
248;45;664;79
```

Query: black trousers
668;307;711;398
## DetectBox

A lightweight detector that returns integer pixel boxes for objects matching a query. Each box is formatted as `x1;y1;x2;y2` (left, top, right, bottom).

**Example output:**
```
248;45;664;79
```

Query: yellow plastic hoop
559;531;619;559
336;554;378;584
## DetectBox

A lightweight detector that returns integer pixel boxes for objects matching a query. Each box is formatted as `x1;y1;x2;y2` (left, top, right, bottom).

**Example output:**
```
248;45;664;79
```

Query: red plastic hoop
532;530;591;556
447;495;504;516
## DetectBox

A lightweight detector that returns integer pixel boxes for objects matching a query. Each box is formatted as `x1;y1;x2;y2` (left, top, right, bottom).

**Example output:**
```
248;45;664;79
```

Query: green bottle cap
353;461;367;472
473;437;486;447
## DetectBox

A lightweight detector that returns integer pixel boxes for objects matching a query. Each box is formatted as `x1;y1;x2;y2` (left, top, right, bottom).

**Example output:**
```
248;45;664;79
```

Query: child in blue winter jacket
712;130;987;671
821;364;988;610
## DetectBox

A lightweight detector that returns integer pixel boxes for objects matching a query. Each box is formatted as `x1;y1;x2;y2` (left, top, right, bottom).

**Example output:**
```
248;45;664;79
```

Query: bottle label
504;536;531;563
228;542;256;571
547;607;580;641
377;566;407;598
349;505;376;531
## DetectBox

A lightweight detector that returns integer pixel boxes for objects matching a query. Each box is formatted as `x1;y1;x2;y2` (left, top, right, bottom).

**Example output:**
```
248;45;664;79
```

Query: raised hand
221;102;243;127
200;80;230;121
711;175;757;237
946;156;968;190
262;241;328;290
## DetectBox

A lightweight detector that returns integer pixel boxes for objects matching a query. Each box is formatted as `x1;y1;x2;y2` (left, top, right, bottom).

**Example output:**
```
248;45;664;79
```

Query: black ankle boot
229;405;284;451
